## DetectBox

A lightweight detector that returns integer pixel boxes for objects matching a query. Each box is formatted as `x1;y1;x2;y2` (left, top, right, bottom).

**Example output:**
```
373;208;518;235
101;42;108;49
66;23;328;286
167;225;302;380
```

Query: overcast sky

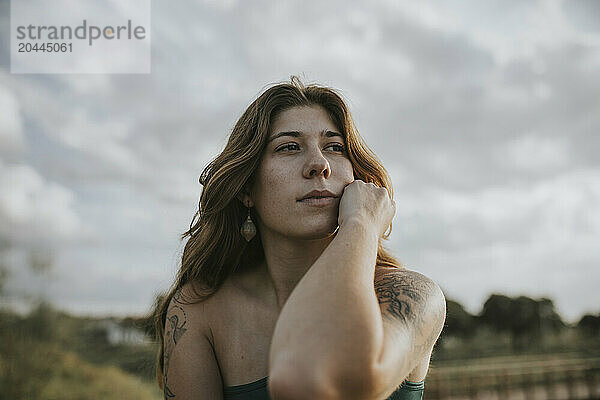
0;0;598;323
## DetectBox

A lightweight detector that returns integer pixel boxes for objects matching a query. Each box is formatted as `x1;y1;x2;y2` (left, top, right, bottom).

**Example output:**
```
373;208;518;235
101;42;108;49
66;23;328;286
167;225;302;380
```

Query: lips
298;189;338;201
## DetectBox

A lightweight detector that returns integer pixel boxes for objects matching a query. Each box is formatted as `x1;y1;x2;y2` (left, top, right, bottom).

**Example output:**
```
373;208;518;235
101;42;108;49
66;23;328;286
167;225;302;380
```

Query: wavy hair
153;76;402;389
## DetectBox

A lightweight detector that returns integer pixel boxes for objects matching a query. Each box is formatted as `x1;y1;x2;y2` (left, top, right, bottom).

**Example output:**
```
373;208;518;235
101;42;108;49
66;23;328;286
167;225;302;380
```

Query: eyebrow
268;129;344;143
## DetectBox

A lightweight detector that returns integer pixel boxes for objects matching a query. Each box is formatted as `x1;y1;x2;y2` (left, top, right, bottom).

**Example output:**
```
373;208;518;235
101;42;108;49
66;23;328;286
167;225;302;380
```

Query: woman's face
249;105;355;240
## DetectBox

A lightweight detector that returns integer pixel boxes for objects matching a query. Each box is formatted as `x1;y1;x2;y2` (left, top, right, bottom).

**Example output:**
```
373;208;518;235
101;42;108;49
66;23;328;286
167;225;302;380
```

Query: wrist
339;217;380;242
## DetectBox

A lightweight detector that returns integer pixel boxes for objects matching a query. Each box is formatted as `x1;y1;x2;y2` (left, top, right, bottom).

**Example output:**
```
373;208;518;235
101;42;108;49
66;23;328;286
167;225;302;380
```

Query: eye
275;143;346;153
327;143;346;153
276;143;300;152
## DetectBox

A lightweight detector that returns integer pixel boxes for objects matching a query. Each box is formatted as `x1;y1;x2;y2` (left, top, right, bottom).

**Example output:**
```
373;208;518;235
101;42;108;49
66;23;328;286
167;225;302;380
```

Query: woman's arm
268;181;445;400
162;286;224;400
268;218;383;399
371;267;446;399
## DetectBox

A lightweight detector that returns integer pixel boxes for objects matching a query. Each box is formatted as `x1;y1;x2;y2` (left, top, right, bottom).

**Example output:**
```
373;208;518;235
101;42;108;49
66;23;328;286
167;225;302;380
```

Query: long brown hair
153;76;402;388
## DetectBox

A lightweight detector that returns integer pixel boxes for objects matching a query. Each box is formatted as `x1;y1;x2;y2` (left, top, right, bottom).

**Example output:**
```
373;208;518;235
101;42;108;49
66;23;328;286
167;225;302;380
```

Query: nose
303;147;331;179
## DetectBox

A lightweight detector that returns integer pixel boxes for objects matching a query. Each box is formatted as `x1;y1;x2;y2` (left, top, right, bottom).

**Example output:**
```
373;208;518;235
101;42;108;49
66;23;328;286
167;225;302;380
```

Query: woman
154;77;446;400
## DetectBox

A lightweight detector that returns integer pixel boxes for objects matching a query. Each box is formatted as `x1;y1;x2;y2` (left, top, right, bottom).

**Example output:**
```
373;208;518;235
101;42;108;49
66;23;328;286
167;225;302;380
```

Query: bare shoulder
162;281;223;399
373;266;446;333
165;280;217;341
163;282;211;369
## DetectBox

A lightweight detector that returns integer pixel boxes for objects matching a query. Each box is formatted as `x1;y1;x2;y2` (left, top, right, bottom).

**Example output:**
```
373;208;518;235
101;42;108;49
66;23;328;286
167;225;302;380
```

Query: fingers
347;180;394;207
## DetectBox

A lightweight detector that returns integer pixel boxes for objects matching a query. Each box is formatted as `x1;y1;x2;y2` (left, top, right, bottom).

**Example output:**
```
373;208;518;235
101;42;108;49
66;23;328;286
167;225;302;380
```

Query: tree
577;313;600;337
479;294;565;352
0;262;7;297
21;301;59;342
479;294;512;333
0;236;10;297
444;299;476;338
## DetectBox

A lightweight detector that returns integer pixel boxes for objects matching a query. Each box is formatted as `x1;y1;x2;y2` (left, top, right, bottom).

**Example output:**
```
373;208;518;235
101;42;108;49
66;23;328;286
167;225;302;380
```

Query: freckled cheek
333;159;355;183
256;172;293;220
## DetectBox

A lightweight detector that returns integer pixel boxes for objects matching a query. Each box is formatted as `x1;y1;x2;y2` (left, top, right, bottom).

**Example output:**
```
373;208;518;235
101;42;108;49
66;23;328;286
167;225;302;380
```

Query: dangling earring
240;201;256;242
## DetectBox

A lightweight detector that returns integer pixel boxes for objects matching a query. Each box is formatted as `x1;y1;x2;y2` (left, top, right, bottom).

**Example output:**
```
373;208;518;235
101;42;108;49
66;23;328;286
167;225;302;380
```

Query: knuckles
342;180;395;236
346;180;392;204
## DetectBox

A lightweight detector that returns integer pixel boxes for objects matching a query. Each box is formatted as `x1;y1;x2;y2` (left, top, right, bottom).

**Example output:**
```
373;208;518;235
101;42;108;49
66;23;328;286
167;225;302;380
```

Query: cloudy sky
0;0;598;323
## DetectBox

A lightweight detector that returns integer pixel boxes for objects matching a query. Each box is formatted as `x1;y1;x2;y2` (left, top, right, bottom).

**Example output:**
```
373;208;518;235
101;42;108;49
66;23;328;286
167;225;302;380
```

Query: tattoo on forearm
163;289;188;399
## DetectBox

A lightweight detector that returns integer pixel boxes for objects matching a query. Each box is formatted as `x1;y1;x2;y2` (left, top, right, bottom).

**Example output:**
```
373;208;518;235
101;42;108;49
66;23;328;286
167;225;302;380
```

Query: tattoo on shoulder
374;271;435;325
163;290;189;399
173;288;183;303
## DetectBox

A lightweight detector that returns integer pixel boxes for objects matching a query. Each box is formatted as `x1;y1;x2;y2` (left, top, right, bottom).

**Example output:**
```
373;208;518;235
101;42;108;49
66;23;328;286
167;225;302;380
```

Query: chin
298;221;339;239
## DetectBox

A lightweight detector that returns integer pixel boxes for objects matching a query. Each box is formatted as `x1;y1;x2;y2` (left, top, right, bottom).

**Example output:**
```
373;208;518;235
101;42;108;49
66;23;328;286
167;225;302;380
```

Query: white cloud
0;0;598;321
501;133;569;172
59;108;141;174
396;168;600;248
0;83;25;154
394;168;600;322
0;161;86;247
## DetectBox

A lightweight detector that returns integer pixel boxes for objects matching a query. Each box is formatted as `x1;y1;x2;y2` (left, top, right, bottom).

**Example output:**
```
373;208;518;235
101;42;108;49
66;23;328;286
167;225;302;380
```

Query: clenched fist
338;180;396;238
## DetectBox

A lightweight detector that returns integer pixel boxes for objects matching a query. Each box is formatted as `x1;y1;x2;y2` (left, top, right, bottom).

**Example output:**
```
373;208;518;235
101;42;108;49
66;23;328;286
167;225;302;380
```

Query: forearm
268;219;384;396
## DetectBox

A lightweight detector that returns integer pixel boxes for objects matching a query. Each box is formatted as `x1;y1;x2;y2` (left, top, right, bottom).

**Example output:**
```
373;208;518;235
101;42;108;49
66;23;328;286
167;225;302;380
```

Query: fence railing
424;355;600;400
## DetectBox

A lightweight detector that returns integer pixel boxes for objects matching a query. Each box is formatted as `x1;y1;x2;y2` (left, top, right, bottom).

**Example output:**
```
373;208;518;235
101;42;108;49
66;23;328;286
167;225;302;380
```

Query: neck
258;227;338;310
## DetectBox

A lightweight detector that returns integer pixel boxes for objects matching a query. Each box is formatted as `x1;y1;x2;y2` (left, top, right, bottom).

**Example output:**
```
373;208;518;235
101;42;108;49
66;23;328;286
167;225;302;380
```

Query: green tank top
223;376;424;400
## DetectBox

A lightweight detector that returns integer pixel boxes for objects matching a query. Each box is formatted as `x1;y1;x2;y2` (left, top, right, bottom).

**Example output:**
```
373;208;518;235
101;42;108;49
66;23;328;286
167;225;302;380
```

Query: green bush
0;306;161;400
